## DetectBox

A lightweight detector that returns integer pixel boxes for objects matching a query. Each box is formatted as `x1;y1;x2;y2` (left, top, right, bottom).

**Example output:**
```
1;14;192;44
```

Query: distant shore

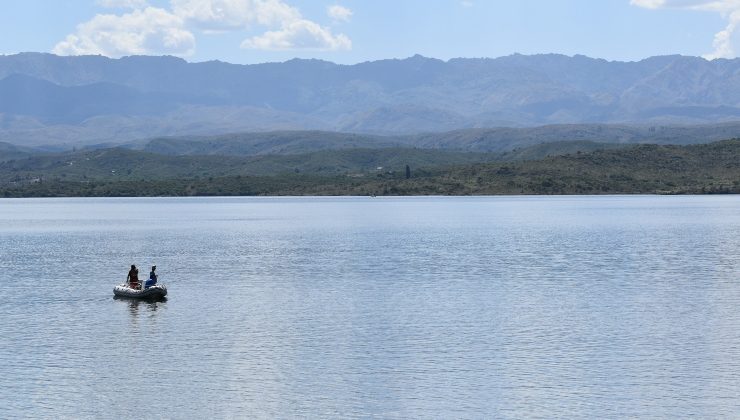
3;140;740;198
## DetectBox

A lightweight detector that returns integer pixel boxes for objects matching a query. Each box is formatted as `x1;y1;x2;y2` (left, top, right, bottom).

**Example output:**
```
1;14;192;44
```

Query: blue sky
0;0;736;64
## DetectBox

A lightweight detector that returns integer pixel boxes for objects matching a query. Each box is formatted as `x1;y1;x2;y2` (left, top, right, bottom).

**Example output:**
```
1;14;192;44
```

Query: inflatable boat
113;283;167;299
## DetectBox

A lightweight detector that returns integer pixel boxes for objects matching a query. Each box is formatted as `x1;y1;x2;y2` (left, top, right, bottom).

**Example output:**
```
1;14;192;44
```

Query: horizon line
1;51;736;66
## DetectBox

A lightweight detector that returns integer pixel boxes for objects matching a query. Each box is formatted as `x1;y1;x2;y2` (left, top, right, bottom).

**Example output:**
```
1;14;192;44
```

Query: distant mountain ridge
125;124;740;156
2;52;740;146
8;123;740;158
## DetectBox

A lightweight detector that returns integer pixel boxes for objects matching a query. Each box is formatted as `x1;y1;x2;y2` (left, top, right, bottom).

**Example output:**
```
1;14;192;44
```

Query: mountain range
2;52;740;148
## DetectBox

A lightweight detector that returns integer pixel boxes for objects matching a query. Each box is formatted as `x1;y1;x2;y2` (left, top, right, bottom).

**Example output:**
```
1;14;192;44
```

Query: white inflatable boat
113;283;167;299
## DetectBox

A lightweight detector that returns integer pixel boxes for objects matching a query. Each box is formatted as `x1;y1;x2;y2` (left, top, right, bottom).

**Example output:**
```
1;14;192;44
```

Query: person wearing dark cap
127;265;139;289
145;265;158;289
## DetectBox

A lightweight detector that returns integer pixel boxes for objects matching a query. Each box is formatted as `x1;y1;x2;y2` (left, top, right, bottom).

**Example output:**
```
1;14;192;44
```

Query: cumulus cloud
97;0;149;8
242;18;351;50
53;7;195;57
631;0;740;58
171;0;300;30
175;0;351;51
327;5;353;22
54;0;352;57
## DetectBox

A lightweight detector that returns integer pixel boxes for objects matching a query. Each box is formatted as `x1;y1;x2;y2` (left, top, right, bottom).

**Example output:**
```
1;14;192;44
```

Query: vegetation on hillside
0;147;500;184
2;140;740;197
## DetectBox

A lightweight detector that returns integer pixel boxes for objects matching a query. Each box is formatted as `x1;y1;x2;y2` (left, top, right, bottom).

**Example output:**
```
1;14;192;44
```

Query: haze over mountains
2;52;740;148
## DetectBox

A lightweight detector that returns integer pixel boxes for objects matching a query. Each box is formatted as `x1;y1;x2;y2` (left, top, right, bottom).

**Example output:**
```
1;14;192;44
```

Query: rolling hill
0;141;33;161
0;146;501;183
4;139;740;197
118;124;740;157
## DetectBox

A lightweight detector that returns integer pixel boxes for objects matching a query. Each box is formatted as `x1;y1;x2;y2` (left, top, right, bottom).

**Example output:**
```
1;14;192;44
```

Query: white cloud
631;0;740;11
460;1;474;7
630;0;666;8
171;0;351;51
171;0;300;30
328;5;353;22
241;18;351;50
97;0;149;8
176;0;351;51
54;0;352;58
53;7;195;57
631;0;740;58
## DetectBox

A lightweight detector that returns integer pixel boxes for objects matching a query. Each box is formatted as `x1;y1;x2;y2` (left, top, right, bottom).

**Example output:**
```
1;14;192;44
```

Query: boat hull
114;284;167;299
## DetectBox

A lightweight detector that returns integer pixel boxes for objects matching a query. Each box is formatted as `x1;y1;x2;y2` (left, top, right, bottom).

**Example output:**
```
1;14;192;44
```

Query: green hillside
394;140;740;195
0;147;500;184
4;139;740;197
496;141;629;161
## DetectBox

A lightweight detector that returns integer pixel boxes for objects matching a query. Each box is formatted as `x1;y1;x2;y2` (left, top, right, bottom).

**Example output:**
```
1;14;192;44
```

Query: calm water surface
2;196;740;418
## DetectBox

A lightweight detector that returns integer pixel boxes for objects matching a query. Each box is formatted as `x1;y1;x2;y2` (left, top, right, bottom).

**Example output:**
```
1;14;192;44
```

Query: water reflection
114;296;167;326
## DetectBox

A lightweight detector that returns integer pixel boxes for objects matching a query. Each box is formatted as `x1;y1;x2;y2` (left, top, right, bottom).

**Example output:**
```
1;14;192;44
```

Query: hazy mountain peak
1;53;740;146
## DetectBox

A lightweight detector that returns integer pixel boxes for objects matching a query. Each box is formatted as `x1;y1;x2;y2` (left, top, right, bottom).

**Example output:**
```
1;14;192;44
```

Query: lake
2;196;740;418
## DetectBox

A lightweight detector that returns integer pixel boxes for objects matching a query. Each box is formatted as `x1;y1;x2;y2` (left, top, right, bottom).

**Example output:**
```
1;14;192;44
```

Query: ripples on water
2;196;740;418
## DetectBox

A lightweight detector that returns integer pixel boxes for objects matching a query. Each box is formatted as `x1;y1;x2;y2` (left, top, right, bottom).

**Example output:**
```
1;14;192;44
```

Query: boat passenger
145;265;158;289
127;264;139;289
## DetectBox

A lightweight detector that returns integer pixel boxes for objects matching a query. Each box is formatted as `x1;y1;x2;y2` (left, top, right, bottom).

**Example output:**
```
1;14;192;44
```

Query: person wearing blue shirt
145;265;158;288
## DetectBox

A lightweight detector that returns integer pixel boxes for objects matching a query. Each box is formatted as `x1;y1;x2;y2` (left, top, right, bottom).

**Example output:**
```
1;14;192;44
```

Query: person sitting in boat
145;265;158;289
127;264;139;289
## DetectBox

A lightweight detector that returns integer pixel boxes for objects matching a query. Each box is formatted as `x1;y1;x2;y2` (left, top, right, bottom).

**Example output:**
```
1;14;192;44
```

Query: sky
0;0;738;64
